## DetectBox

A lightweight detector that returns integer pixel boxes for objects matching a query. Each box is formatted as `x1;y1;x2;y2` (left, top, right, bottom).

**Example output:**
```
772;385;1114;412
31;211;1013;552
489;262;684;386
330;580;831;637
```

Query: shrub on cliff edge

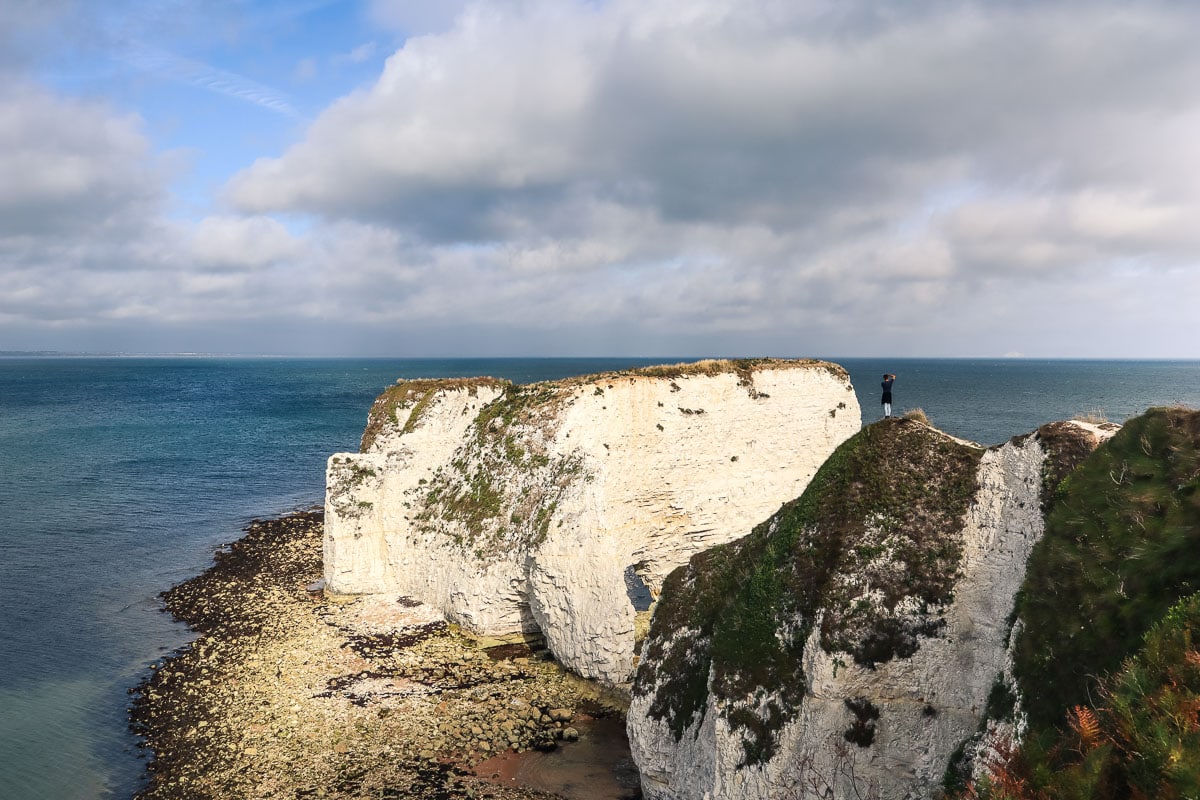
1014;407;1200;730
968;592;1200;799
958;407;1200;799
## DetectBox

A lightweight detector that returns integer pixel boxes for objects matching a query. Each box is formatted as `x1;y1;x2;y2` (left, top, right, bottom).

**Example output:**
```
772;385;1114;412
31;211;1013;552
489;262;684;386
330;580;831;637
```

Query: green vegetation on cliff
968;592;1200;799
625;357;848;396
360;377;509;452
1014;407;1200;729
415;381;587;558
951;408;1200;798
634;418;983;765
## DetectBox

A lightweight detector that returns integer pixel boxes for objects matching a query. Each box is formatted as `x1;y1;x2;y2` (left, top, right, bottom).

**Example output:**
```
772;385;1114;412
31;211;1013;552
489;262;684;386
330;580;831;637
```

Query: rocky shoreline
130;509;638;799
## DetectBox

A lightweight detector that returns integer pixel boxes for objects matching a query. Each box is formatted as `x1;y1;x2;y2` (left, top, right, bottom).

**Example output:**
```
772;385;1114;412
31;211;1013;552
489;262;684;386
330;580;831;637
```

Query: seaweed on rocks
348;622;451;658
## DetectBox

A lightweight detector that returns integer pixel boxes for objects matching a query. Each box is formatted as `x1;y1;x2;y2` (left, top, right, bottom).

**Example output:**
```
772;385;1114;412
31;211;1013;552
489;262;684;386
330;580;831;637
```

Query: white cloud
218;1;1200;355
0;82;163;239
119;41;298;116
187;216;302;271
231;1;1200;251
6;0;1200;356
333;42;378;65
367;0;473;35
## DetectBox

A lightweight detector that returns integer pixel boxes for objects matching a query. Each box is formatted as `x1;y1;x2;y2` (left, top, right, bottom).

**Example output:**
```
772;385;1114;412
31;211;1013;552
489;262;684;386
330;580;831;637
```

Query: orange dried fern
1068;705;1104;752
966;736;1046;800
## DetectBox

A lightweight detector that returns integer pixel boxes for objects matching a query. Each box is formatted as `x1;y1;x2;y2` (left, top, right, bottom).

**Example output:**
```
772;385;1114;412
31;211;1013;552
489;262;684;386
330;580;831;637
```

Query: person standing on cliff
881;373;896;418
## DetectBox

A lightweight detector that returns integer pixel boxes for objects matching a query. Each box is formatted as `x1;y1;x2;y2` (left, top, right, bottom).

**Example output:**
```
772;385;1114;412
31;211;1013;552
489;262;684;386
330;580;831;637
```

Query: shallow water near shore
1;355;1196;799
0;357;662;799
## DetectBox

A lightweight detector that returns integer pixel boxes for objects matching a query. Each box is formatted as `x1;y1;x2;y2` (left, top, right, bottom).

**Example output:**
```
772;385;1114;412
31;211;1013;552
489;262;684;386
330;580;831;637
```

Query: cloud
119;40;298;116
0;82;278;332
333;42;378;65
0;82;163;239
222;1;1200;352
7;0;1200;357
231;1;1200;255
186;216;302;272
367;0;473;35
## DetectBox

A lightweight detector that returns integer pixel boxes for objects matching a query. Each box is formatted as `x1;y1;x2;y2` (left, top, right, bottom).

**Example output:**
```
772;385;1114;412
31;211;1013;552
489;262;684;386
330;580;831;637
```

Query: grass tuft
1072;408;1109;425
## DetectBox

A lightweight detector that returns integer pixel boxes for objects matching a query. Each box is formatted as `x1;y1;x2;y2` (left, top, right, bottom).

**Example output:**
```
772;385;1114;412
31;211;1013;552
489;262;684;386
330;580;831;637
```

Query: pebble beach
129;509;639;800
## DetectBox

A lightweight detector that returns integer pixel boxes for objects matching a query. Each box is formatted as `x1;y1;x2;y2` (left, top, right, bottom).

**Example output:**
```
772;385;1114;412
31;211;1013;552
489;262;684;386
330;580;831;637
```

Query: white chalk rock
324;360;860;683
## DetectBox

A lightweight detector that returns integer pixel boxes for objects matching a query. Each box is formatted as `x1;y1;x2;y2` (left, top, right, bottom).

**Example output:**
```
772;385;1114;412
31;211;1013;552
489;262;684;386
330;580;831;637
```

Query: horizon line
3;351;1199;362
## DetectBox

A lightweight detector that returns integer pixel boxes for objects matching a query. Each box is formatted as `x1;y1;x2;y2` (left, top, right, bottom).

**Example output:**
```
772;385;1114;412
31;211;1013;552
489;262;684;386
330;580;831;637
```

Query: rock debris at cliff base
130;509;634;800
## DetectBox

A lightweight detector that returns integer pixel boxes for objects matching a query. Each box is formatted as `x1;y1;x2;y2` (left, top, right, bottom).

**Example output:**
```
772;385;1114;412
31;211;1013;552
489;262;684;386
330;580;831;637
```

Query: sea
0;356;1196;800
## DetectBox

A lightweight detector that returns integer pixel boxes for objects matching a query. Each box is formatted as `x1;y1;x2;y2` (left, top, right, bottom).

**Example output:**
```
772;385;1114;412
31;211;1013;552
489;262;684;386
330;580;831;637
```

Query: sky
1;0;1198;358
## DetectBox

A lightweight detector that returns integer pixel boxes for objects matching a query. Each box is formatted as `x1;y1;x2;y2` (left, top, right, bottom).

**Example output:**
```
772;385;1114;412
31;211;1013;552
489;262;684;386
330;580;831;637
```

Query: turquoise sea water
0;356;1196;799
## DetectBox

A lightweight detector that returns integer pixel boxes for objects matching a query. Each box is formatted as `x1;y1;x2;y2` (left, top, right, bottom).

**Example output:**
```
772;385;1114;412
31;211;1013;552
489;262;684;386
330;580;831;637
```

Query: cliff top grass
459;357;847;398
360;359;848;453
613;357;848;383
634;417;983;764
1031;420;1106;508
1013;406;1200;732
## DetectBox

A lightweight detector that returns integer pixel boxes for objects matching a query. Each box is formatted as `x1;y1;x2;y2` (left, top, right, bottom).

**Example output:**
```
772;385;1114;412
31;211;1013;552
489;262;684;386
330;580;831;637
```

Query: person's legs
883;402;891;417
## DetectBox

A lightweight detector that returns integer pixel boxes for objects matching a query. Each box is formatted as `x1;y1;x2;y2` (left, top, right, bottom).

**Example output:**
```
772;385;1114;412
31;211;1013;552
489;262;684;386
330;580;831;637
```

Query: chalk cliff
324;359;860;684
627;415;1118;800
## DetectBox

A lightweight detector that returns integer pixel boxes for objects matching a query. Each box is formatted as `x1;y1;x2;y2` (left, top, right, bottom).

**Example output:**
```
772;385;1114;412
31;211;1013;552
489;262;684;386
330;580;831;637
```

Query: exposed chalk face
324;359;861;684
626;420;1115;800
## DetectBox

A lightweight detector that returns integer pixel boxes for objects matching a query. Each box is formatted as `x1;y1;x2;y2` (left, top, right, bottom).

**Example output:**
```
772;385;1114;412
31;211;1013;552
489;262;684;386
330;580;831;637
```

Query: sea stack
324;359;861;684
